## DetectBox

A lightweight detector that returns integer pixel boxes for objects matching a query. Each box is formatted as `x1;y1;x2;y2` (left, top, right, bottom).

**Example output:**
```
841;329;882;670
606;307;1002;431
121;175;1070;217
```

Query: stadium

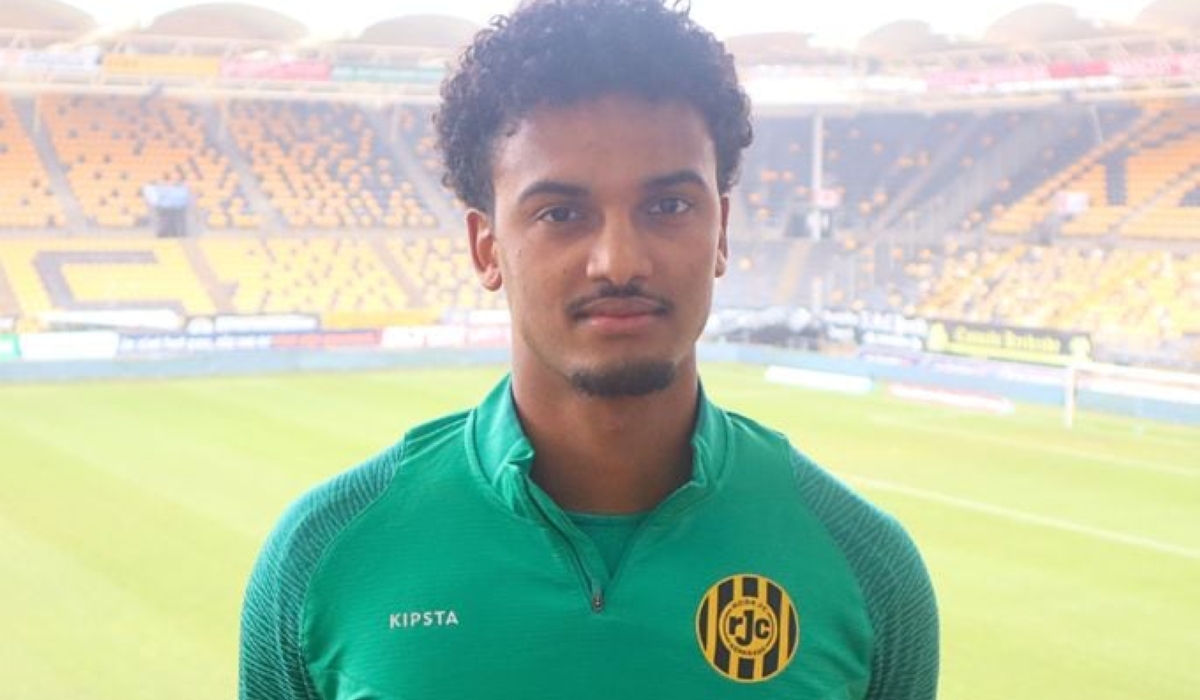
0;0;1197;698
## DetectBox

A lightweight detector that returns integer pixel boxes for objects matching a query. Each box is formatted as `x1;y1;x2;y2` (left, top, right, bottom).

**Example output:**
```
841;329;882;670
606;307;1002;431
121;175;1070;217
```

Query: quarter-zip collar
465;374;731;517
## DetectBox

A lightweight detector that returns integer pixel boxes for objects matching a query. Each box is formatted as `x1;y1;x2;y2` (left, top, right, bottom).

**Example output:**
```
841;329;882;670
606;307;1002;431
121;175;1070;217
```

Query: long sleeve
239;452;400;700
859;516;939;700
239;494;323;700
792;450;940;700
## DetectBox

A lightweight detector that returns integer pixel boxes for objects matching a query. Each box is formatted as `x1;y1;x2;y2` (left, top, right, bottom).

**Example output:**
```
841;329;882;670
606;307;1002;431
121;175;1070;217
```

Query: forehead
490;94;718;198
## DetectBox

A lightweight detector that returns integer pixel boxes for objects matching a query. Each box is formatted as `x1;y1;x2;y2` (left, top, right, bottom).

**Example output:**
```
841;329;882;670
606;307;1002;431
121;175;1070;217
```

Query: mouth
569;295;671;334
573;297;668;320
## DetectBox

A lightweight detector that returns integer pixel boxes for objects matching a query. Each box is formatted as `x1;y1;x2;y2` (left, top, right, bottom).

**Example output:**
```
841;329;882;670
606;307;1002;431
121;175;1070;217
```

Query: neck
511;362;700;514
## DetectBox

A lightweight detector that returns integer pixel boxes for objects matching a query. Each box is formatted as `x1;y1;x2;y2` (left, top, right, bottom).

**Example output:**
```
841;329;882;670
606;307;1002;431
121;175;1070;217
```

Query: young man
239;1;939;698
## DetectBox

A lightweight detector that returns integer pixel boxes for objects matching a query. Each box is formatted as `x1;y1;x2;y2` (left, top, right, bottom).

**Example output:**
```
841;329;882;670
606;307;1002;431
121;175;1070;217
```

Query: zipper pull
591;590;606;613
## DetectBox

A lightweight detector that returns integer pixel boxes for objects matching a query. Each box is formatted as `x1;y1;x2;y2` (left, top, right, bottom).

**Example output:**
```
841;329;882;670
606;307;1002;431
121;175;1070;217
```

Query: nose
585;214;653;286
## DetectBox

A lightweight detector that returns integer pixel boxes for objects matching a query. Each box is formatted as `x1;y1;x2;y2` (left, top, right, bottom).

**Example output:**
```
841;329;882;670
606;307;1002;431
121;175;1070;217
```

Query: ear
714;195;730;278
467;209;503;291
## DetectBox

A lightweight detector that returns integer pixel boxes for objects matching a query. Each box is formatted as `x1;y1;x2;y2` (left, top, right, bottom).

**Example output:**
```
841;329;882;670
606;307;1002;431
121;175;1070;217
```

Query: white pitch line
866;414;1198;479
848;475;1200;562
1123;430;1200;451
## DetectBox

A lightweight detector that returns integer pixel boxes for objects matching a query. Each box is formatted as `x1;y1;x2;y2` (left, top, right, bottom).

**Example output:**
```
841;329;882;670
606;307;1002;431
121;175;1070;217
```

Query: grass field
1;363;1197;699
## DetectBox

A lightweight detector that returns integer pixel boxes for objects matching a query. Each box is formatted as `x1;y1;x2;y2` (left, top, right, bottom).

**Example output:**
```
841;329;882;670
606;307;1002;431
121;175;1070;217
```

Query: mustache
565;284;674;317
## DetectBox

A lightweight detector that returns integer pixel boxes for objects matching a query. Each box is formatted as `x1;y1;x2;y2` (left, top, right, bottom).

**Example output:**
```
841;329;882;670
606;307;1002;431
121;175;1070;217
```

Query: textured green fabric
239;376;938;699
566;511;649;577
239;449;401;700
792;449;940;700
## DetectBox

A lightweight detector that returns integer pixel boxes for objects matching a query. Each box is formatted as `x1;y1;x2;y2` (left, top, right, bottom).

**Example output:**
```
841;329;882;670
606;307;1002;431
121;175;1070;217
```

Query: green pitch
1;363;1197;700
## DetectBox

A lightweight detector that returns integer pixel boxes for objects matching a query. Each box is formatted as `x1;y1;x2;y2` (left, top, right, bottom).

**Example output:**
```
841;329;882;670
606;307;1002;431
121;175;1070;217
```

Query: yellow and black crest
695;574;799;683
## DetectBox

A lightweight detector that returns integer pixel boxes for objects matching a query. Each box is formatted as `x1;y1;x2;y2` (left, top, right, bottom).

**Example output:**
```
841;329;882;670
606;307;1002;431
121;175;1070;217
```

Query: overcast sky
66;1;1157;47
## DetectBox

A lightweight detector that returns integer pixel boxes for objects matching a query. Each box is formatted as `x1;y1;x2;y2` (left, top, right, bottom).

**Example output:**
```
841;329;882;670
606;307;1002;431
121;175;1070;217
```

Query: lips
574;297;667;319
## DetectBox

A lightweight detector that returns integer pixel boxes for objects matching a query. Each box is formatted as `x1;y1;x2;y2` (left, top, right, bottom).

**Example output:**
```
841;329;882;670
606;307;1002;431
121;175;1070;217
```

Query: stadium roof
722;33;837;65
356;15;479;48
139;2;306;42
39;0;1177;44
984;2;1116;44
0;0;95;32
1135;0;1200;31
857;20;958;57
1;1;1194;61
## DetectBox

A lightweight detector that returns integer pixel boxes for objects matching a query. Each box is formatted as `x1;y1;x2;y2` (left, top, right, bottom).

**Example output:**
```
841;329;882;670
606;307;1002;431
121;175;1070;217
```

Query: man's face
468;94;729;398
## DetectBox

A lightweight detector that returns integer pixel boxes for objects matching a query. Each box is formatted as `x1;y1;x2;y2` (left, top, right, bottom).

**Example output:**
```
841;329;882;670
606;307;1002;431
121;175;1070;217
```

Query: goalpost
1063;361;1200;428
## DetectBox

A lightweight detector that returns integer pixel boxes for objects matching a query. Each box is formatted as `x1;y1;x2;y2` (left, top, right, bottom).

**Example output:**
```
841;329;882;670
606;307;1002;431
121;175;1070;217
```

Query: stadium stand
714;238;811;309
987;105;1197;240
966;109;1112;234
815;237;930;315
743;112;1041;235
1119;105;1200;240
740;117;809;230
225;101;436;230
394;105;465;221
36;94;257;230
0;96;65;229
909;243;1200;345
198;237;411;314
0;1;1195;370
1056;106;1195;237
824;114;951;231
401;106;442;183
0;233;506;323
0;238;216;324
385;237;505;312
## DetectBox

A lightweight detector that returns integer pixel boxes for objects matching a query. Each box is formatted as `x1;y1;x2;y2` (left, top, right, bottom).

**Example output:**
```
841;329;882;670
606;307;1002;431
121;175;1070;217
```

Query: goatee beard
570;360;676;398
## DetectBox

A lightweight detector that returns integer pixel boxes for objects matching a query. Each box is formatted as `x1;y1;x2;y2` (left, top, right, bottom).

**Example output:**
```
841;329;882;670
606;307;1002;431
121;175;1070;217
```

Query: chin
568;359;677;398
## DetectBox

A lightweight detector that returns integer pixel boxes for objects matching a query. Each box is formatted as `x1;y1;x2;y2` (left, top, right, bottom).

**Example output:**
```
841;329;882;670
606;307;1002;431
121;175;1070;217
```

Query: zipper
523;480;607;614
603;480;700;596
518;469;705;615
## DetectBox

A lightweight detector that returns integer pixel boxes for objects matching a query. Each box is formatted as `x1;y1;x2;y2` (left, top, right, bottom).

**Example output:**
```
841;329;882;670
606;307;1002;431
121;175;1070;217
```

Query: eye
536;206;583;224
648;197;692;216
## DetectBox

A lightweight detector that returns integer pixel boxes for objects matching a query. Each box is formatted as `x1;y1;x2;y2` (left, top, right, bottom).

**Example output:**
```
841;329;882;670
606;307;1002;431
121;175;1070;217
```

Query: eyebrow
642;169;708;191
516;180;588;205
516;169;709;205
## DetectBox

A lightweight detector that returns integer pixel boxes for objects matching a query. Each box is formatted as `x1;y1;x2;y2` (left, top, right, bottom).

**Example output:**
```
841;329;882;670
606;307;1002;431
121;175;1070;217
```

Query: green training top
240;376;938;699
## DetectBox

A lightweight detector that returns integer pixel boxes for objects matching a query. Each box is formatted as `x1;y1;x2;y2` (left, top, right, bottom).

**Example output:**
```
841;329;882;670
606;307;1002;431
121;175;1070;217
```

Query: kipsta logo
695;574;798;683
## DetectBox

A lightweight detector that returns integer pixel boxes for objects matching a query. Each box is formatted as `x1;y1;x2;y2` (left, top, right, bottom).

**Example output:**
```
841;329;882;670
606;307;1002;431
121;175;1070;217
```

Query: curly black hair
435;0;753;213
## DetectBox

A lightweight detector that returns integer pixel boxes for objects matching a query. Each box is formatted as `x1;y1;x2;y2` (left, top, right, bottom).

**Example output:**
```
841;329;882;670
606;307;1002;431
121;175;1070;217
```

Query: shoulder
788;449;933;604
248;443;404;599
260;407;473;569
718;409;928;584
239;442;406;700
707;404;938;697
241;408;479;699
253;408;473;583
789;451;939;699
790;452;912;558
